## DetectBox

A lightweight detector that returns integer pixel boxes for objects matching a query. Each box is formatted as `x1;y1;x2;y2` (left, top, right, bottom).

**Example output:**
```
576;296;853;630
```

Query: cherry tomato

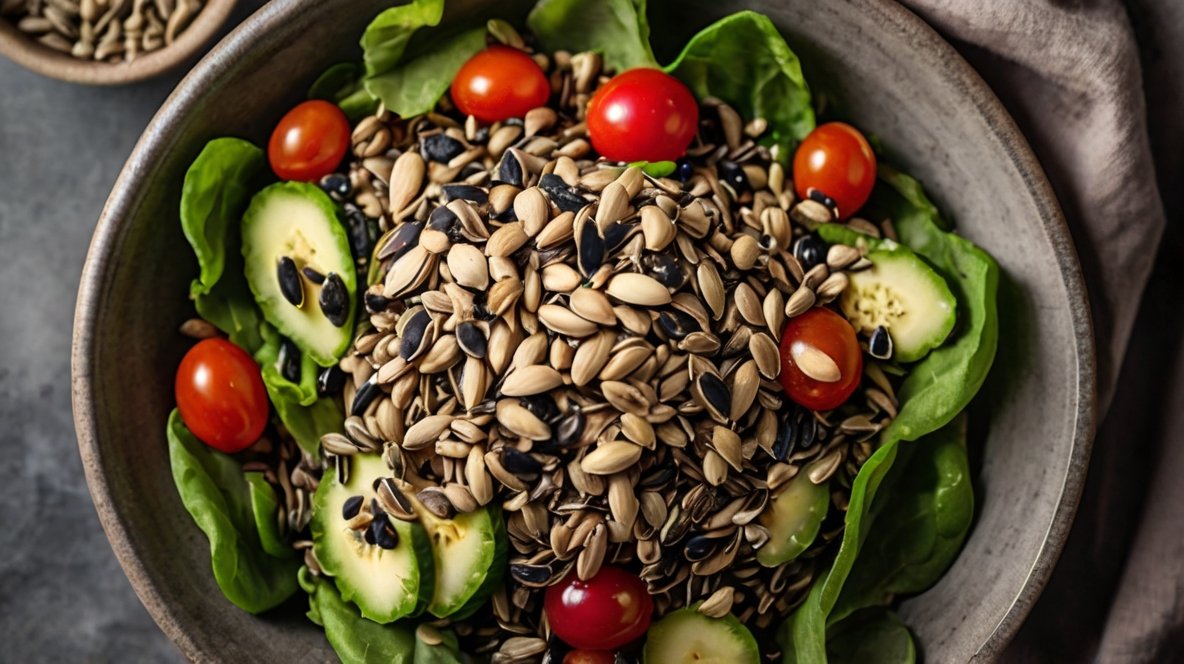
268;100;350;182
544;566;653;650
450;46;551;123
792;122;876;220
586;68;699;163
778;308;862;411
564;651;617;664
175;338;269;453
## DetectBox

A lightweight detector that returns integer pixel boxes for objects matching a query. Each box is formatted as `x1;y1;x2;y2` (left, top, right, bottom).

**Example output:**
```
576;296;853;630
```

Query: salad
165;1;999;662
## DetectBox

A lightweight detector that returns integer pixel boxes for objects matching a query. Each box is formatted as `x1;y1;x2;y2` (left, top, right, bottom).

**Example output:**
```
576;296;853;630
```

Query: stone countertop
0;4;263;660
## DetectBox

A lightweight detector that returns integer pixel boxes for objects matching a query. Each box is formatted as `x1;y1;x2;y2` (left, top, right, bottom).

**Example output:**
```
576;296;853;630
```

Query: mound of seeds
305;47;904;663
2;0;204;62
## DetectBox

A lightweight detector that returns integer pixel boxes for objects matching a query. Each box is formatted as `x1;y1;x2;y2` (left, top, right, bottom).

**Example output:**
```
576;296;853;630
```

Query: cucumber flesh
756;472;829;566
311;454;433;623
242;182;357;367
841;248;956;363
643;607;760;664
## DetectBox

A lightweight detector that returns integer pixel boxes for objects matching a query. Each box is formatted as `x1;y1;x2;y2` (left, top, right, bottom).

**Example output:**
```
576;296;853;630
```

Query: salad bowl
72;0;1095;661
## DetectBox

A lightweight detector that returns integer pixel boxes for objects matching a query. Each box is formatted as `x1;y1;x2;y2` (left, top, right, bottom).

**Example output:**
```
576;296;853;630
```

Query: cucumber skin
439;505;508;621
642;607;761;664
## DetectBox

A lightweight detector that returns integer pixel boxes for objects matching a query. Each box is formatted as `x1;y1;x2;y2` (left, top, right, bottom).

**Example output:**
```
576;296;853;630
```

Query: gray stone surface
0;5;262;660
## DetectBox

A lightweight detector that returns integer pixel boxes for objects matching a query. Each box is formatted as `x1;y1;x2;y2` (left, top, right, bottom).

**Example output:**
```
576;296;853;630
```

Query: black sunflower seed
472;294;497;322
319;172;352;201
342;203;376;261
519;395;560;424
798;410;818;449
773;416;796;461
657;309;701;340
378;221;423;262
494;149;526;188
643;253;687;289
869;325;894;360
456;321;487;359
539;173;587;212
364;291;391;314
697;373;731;419
683;534;718;561
502;448;542;475
808;188;838;213
554;410;585;448
422;133;465;163
278;338;301;383
472;125;490;144
368;514;399;550
363;523;377;545
640;464;676;488
441;184;488;204
317;365;346;397
510;563;553;587
301;266;325;284
793;234;828;272
427;206;461;241
342;495;364;520
718;160;749;193
319;273;350;327
602;221;635;253
277;256;303;307
351;376;380;416
398;309;432;361
577;220;604;276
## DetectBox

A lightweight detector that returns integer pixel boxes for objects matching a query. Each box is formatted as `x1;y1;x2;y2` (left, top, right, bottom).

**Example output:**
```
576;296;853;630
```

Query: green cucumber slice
756;472;830;566
840;248;956;363
415;502;507;619
311;454;433;623
643;607;760;664
242;182;357;367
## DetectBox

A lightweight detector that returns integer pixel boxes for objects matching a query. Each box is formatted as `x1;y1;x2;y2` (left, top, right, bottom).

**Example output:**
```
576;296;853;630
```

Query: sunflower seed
568;287;616;326
792;345;841;383
606;273;671;306
698;586;735;618
538;304;599;338
580;442;642;475
502;365;564;396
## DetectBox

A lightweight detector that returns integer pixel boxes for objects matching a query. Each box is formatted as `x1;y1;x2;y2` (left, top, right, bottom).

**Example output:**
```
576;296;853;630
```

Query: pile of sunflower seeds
316;41;899;663
2;0;204;62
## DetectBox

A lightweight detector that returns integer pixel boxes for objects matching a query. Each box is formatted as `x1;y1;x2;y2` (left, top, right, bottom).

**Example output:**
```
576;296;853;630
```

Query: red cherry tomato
268;100;350;182
564;651;617;664
586;68;699;163
175;338;269;453
450;46;551;123
792;122;876;220
778;308;862;411
545;566;653;651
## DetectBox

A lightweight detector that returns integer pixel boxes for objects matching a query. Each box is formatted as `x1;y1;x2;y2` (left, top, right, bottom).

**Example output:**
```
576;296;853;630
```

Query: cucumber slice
756;472;829;566
415;501;507;619
311;454;433;623
242;182;357;367
840;248;956;363
643;607;760;664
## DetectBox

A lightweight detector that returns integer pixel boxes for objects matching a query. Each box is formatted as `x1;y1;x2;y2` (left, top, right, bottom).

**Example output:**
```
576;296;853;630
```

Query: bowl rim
71;0;1097;660
0;0;237;85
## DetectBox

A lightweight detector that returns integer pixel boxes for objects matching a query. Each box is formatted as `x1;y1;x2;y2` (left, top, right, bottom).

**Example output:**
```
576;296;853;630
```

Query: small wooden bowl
0;0;236;85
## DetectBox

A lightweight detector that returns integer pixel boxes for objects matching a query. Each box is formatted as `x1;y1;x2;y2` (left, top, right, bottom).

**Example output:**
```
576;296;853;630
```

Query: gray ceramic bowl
72;0;1096;661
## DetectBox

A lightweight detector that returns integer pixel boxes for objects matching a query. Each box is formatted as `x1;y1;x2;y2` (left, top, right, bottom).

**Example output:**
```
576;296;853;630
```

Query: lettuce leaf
527;0;657;71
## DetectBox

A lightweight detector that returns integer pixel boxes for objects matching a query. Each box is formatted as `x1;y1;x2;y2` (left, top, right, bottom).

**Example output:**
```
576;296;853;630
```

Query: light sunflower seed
388;152;425;218
580;441;643;475
784;286;817;318
568;287;616;326
749;333;781;379
792;345;841;383
730;235;761;271
403;415;454;450
571;329;614;386
496;399;551;441
538;304;599;337
446;243;489;290
712;426;744;471
698;586;735;618
486;222;529;257
696;262;725;319
729;360;760;421
703;449;729;486
607;474;639;533
576;523;607;580
641;205;676;250
606;272;672;306
501;365;564;396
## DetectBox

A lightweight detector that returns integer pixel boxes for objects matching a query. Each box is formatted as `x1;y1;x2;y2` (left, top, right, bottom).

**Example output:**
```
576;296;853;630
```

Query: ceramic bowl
72;0;1096;660
0;0;236;84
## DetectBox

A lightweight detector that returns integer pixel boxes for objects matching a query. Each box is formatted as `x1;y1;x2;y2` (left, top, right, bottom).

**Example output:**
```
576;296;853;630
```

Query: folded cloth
898;1;1183;661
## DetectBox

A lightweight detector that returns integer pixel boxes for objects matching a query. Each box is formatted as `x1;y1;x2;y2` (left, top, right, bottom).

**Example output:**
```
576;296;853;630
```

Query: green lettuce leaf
180;137;268;353
309;62;380;122
360;0;486;118
255;323;343;457
664;11;815;161
826;609;916;664
245;472;291;558
781;169;999;662
527;0;657;72
832;417;974;621
167;410;298;614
